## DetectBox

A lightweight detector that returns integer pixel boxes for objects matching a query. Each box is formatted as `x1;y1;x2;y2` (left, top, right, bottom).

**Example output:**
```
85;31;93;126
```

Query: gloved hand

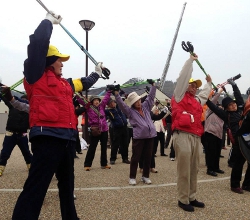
227;78;236;86
119;90;125;95
114;84;120;91
147;79;155;85
95;62;104;77
102;67;111;79
106;84;115;92
162;106;169;113
145;86;150;92
45;11;62;24
1;87;13;101
246;87;250;96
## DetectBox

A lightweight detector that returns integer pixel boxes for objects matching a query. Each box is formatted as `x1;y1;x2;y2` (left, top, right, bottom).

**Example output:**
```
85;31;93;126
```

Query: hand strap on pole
181;41;217;89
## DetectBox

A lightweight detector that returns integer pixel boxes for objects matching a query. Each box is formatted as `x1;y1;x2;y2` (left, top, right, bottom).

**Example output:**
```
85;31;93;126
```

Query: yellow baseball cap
189;78;202;88
46;45;70;62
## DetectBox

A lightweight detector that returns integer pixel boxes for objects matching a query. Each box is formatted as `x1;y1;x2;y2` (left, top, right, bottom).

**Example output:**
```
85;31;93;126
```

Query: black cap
222;97;235;109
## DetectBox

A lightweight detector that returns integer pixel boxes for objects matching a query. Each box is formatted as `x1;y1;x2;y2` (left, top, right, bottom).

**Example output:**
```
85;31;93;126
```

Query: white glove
95;62;104;77
45;11;62;24
162;106;169;113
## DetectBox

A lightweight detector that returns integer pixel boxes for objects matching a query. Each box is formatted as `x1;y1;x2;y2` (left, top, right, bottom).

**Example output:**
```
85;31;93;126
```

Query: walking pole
214;74;241;96
75;92;103;117
181;41;217;89
9;78;24;91
0;78;24;97
0;78;23;91
144;88;172;116
36;0;110;79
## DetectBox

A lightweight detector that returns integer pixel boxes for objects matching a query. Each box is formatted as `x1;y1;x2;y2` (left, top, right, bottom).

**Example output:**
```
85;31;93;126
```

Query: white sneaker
170;158;175;161
141;176;152;184
129;178;137;185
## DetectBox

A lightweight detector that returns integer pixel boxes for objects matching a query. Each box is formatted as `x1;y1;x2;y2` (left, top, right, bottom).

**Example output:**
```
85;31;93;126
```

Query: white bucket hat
127;92;141;106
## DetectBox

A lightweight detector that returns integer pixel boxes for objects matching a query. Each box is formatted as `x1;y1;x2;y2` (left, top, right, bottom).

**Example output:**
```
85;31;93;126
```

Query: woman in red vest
12;10;107;220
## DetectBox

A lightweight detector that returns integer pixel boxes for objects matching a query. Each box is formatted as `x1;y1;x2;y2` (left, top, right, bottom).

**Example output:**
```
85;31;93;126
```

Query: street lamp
79;20;95;144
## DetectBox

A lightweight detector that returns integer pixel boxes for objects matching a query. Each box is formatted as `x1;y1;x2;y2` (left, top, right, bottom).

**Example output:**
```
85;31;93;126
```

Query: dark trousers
228;144;237;167
227;132;231;146
139;137;156;169
231;142;250;188
140;133;165;169
130;138;154;178
204;132;222;171
154;132;165;155
0;133;32;166
128;127;133;146
141;134;164;169
84;131;108;167
12;136;78;220
110;126;129;161
221;128;226;148
75;131;81;154
169;142;175;158
81;125;86;139
109;126;114;148
165;123;175;158
165;123;172;148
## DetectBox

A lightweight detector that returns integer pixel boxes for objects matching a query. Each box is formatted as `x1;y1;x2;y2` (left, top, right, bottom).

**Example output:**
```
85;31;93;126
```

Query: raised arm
100;91;112;108
10;99;30;113
142;84;156;111
173;56;195;103
24;14;60;84
70;63;105;92
114;92;131;117
150;111;166;121
232;84;244;107
196;74;212;106
206;99;227;121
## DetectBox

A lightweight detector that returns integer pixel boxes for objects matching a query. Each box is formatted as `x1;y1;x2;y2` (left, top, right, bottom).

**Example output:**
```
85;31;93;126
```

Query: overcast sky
0;0;249;95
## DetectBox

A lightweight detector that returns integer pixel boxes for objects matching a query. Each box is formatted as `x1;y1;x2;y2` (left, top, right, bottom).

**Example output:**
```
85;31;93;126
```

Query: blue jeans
12;135;78;220
0;132;32;166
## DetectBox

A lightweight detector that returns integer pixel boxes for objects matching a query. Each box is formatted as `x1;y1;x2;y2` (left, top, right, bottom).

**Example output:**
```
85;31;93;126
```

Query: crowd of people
0;9;250;219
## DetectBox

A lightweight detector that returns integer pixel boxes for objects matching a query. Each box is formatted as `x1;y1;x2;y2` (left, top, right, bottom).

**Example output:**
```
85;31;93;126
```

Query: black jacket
2;97;29;133
105;106;127;128
206;84;244;137
151;111;166;121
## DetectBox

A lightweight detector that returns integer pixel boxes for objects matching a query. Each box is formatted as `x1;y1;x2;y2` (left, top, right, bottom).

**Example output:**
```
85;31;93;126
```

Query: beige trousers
173;131;202;204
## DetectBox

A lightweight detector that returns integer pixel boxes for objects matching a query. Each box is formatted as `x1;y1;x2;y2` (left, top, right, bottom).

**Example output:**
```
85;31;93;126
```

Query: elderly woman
114;80;157;185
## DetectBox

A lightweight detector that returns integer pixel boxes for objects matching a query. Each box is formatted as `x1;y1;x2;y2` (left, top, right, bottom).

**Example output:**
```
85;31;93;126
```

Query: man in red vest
171;54;212;212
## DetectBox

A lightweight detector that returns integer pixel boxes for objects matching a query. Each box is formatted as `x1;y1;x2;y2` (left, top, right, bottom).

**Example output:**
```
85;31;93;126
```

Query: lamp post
79;20;95;144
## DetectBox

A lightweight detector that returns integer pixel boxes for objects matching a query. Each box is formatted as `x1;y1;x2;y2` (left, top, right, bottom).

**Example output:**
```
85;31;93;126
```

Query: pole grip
232;74;241;81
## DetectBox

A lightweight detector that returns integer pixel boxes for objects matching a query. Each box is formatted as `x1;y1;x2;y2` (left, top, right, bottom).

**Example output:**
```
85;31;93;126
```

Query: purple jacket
81;91;111;132
115;86;157;139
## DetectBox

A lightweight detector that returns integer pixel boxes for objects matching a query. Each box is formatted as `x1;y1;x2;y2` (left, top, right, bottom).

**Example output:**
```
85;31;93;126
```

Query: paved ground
0;133;249;220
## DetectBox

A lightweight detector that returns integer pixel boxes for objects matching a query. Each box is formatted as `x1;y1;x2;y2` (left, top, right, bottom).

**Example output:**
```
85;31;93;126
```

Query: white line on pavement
0;176;230;192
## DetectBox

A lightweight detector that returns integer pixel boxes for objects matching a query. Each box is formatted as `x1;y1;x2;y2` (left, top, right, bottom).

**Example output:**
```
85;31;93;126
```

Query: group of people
0;9;250;219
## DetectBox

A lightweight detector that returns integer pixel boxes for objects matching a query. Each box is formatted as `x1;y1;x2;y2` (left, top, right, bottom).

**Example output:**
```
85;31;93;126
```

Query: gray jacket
204;92;224;139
